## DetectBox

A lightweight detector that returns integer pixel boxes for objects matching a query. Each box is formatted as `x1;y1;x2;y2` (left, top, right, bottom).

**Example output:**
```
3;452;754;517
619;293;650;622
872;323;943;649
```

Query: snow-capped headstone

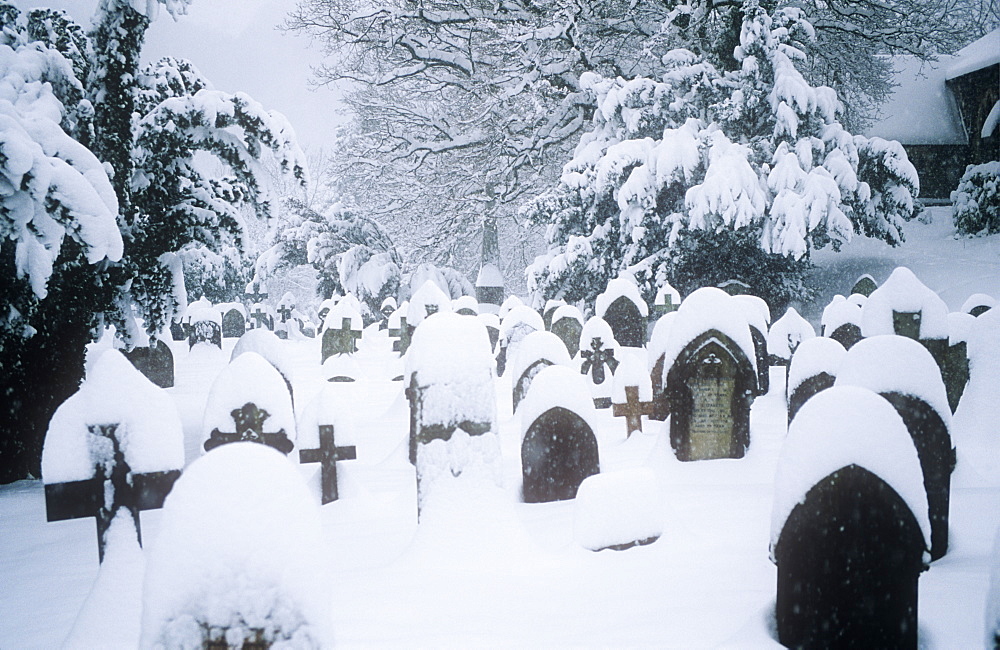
510;331;572;413
961;292;996;317
550;304;584;358
297;386;357;505
647;311;677;421
408;280;453;328
248;302;274;331
518;366;600;504
835;335;955;560
579;316;620;409
574;469;662;552
611;354;655;436
169;318;186;341
786;337;845;425
851;273;878;297
595;277;648;348
122;337;174;389
651;282;681;318
453;295;479;316
767;307;815;366
379;296;397;328
231;329;296;406
477;312;501;353
943;312;974;412
475;262;504;312
497;304;544;377
772;386;929;650
387;302;411;355
322;353;361;383
220;303;247;338
243;278;268;304
41;350;184;563
733;294;771;395
542;298;566;330
321;299;363;363
662;288;756;461
821;294;864;350
202;352;296;456
186;305;221;349
404;313;500;515
317;297;337;327
718;279;750;296
141;443;330;649
498;293;524;319
275;291;297;339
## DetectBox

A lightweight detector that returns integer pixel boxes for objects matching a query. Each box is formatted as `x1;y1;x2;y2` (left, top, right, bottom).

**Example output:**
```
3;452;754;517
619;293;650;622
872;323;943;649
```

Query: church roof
946;29;1000;80
866;55;967;145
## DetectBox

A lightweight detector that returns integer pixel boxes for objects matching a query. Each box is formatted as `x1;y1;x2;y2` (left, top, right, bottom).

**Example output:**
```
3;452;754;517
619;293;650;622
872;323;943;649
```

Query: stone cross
580;337;619;385
44;424;180;563
250;305;271;330
336;317;363;353
277;305;293;323
204;403;294;455
652;293;677;317
245;284;268;304
389;316;411;354
613;385;657;436
298;424;357;505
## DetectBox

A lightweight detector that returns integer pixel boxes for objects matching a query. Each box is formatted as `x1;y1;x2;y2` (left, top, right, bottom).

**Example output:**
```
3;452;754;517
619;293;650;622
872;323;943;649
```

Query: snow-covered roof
835;334;952;424
476;263;504;288
660;288;756;379
595;277;649;318
518;365;600;440
611;353;652;403
787;336;846;397
861;267;949;340
866;56;967;145
408;280;453;328
141;442;330;648
767;307;816;359
41;350;184;484
500;305;544;341
946;29;1000;80
771;386;932;556
201;352;297;449
508;331;572;387
821;295;862;334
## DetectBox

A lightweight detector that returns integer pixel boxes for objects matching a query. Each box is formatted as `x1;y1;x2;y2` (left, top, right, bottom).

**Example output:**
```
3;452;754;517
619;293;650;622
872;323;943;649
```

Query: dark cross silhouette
613;385;657;435
244;283;268;304
652;293;677;317
299;424;357;505
250;305;271;330
204;402;294;455
338;317;363;352
277;304;294;323
425;304;439;317
44;424;180;563
580;337;619;385
389;316;411;354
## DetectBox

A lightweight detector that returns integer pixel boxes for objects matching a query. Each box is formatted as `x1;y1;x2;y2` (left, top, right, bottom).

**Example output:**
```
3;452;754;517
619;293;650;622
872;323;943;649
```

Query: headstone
718;279;750;295
772;386;929;650
299;424;356;505
549;305;584;358
322;353;361;383
611;354;655;436
574;469;662;552
851;273;878;297
961;292;997;317
296;387;357;506
733;294;771;395
275;291;297;339
579;317;620;409
221;305;247;338
786;336;845;425
317;297;337;328
518;366;600;503
187;306;222;349
477;312;501;353
201;352;297;456
836;335;955;560
822;294;864;349
498;294;524;319
663;288;757;461
453;295;479;316
408;280;453;330
141;443;330;649
379;296;398;329
944;312;974;412
169;319;185;341
321;300;364;363
405;313;500;515
122;337;174;388
767;307;815;367
41;351;184;562
647;311;678;421
248;302;274;331
651;283;681;318
595;278;648;348
509;331;571;413
243;278;269;305
476;263;504;313
231;329;296;406
497;305;544;377
542;299;566;330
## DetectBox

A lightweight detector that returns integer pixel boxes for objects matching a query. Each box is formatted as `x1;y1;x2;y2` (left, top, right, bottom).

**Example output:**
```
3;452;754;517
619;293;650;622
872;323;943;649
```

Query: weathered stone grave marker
550;304;584;359
510;331;571;413
186;303;222;349
454;295;479;316
542;298;566;330
595;277;648;348
232;329;296;406
243;278;269;305
220;303;247;338
821;294;864;349
961;292;996;317
851;273;878;297
767;306;815;367
248;303;274;331
611;354;655;435
299;425;356;505
718;279;750;295
476;262;504;314
387;302;411;354
297;386;357;505
497;304;544;377
275;291;297;339
478;312;501;353
579;316;620;409
321;299;363;363
786;336;845;425
122;336;174;388
733;294;771;395
647;311;677;421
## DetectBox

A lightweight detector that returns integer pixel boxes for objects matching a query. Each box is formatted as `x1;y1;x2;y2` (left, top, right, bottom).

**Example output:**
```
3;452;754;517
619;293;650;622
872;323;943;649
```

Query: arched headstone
550;305;584;359
221;306;246;338
122;338;174;389
595;278;648;348
786;337;845;425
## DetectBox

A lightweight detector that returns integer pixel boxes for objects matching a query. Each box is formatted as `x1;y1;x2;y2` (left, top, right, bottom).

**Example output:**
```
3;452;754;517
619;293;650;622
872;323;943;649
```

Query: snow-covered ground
1;207;998;648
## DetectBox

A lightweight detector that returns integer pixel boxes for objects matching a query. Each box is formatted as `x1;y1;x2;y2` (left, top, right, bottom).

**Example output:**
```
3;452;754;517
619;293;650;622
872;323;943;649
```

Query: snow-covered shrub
952;161;1000;236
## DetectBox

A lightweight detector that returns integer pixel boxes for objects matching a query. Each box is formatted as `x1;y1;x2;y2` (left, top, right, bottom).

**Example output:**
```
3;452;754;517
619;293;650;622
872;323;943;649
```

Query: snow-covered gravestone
42;350;184;562
786;337;846;425
836;335;955;560
201;352;296;456
321;298;363;363
231;329;296;405
248;302;274;331
297;386;357;505
732;294;771;396
821;294;864;350
647;311;677;421
122;336;174;389
579;316;620;409
387;302;411;355
274;291;298;339
595;277;648;348
477;311;501;353
549;304;584;359
404;313;500;514
475;262;504;313
217;303;245;339
509;331;572;413
187;305;222;349
408;279;453;327
518;366;600;504
766;306;815;367
542;298;566;330
244;278;268;305
851;273;878;297
379;296;397;328
498;293;524;319
141;443;330;649
771;386;930;650
612;354;655;436
574;469;662;552
662;288;757;461
944;312;975;412
453;295;479;316
961;292;996;317
497;304;544;377
651;282;681;318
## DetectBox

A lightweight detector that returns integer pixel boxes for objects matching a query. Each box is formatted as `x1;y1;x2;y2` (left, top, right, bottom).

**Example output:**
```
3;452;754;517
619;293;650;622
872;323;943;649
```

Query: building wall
904;144;970;200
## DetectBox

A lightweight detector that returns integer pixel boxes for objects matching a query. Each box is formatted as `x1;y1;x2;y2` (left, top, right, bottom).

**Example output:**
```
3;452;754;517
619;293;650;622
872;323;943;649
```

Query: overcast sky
19;0;345;151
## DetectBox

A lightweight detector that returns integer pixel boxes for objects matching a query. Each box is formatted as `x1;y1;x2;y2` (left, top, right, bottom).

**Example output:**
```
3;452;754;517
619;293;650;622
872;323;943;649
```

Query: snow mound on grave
574;469;663;551
612;353;653;402
498;294;524;318
406;312;497;428
186;305;220;326
821;295;862;334
787;337;846;396
322;353;362;381
453;295;479;314
296;385;357;452
231;329;296;383
953;308;1000;467
647;311;677;370
477;311;500;331
847;293;867;308
947;312;976;346
732;294;770;331
550;304;584;327
579;316;618;350
771;386;931;556
387;301;408;330
322;298;363;332
518;365;600;439
417;428;502;509
595;277;649;318
509;331;572;387
861;267;948;339
655;283;681;309
660;288;756;381
201;352;296;450
835;335;951;424
961;292;996;315
767;307;815;360
42;350;184;484
408;280;453;328
501;304;544;342
141;443;329;649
